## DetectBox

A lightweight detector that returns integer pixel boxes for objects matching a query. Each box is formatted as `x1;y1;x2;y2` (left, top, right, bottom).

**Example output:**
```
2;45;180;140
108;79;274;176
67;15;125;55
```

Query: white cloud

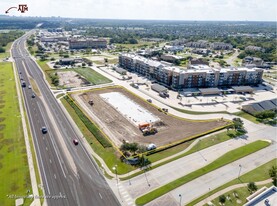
2;0;276;21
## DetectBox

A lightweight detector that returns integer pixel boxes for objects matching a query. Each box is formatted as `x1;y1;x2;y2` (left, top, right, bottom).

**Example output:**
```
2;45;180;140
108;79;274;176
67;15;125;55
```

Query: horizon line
1;14;276;23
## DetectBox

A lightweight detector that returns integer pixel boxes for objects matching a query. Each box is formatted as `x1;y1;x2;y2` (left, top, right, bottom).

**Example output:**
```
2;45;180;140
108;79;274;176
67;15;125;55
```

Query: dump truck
138;122;150;130
139;122;158;136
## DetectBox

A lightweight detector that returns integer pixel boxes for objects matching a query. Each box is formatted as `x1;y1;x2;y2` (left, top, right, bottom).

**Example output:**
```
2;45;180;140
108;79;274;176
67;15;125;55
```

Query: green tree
219;195;226;204
269;165;277;178
129;38;138;44
139;155;151;168
0;47;5;53
247;182;258;193
269;166;277;186
232;118;244;131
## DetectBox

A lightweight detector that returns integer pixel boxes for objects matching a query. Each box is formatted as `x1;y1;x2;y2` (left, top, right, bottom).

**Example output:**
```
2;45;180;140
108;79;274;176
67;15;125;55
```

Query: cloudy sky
3;0;277;21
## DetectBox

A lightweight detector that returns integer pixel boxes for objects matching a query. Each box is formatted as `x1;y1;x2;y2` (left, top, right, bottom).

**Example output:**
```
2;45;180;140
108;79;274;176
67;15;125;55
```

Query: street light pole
238;164;242;179
113;165;118;184
179;194;182;206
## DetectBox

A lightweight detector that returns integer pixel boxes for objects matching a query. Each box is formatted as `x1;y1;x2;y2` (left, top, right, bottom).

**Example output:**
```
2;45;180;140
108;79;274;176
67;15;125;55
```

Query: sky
2;0;277;21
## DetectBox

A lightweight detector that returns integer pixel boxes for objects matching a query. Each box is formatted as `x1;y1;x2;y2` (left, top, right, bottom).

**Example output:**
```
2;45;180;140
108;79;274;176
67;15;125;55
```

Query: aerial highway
11;33;120;206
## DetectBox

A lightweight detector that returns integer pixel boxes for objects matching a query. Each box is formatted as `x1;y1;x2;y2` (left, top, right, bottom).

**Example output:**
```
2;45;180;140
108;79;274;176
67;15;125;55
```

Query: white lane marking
98;193;102;199
37;101;67;178
45;147;48;150
49;159;52;164
54;174;56;179
24;94;50;194
79;143;100;175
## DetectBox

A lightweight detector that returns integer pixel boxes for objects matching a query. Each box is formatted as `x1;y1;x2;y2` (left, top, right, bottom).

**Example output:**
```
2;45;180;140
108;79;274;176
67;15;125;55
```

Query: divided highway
12;33;120;206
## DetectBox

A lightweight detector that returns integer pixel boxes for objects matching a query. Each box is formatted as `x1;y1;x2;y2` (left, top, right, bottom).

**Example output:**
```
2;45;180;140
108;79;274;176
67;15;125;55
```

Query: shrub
219;195;226;204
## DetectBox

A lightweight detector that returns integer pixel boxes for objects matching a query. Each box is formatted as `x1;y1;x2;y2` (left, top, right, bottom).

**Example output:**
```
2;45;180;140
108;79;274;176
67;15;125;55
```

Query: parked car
147;99;152;103
147;143;157;150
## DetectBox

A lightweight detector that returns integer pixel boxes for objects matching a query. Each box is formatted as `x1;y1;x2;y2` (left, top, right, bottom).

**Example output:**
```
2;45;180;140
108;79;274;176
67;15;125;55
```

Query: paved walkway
195;179;273;206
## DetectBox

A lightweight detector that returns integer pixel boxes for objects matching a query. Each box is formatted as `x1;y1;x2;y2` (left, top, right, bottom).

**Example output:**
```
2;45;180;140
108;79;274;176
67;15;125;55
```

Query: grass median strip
135;140;270;205
63;95;112;148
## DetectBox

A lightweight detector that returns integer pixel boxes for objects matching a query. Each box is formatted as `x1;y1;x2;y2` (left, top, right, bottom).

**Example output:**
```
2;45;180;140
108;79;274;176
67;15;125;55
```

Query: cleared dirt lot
72;87;229;147
58;71;88;87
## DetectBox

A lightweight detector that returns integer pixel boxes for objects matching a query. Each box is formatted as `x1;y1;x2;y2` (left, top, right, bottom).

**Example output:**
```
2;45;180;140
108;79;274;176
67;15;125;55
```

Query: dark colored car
73;139;79;145
31;93;36;98
41;126;47;134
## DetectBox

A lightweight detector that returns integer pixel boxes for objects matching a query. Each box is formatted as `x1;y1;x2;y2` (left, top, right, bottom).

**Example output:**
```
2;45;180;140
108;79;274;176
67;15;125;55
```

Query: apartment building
69;38;107;49
210;42;233;50
119;53;263;90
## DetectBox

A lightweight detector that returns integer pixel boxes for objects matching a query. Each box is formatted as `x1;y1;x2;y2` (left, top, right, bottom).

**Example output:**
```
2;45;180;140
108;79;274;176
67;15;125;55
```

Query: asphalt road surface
12;32;120;206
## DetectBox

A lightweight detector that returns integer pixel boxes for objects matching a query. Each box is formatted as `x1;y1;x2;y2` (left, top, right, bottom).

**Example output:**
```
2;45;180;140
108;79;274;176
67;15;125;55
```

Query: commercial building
160;54;184;63
69;38;107;49
41;36;68;42
119;53;263;90
151;84;168;93
244;186;277;206
242;99;276;115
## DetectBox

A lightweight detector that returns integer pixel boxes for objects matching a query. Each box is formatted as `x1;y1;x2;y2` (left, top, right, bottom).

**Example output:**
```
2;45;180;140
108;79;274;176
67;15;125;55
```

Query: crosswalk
117;182;135;206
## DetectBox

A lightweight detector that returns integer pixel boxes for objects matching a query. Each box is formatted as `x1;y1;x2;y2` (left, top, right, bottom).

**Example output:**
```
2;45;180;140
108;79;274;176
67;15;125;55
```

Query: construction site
71;87;229;148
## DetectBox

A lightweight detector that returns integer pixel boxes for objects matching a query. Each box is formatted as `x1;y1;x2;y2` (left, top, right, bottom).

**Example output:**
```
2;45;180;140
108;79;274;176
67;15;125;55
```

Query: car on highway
41;126;47;134
31;93;36;98
28;85;31;89
21;81;26;87
73;139;79;145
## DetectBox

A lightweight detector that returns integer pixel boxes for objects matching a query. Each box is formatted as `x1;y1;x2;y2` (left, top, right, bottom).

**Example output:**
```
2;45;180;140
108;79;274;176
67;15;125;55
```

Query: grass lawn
71;67;112;85
170;105;229;115
135;140;270;205
208;183;274;206
61;98;133;175
234;111;259;124
0;62;32;206
188;158;277;205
